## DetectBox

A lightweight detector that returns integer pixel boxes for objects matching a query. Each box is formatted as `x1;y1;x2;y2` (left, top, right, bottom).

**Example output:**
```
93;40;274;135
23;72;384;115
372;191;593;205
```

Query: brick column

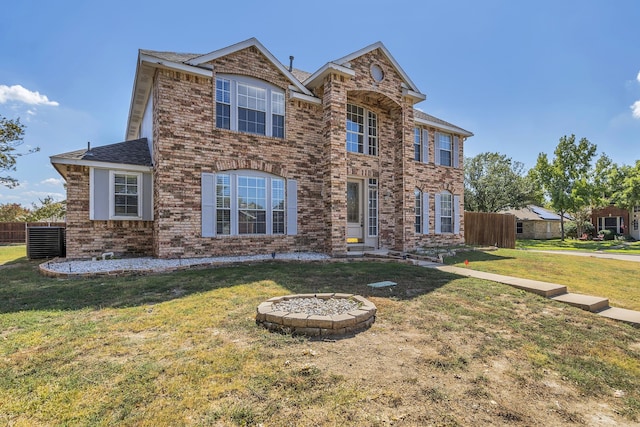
322;73;348;256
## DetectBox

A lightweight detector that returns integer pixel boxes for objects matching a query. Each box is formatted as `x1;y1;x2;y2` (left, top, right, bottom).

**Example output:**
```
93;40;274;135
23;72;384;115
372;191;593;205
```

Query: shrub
565;221;595;239
599;229;614;241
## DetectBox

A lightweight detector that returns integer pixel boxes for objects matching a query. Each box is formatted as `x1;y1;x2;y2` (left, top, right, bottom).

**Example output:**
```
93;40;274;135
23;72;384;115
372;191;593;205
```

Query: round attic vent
370;64;384;82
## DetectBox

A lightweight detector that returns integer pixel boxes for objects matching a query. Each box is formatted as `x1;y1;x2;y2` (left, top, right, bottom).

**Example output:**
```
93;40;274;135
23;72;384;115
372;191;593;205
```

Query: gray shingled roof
140;50;202;64
53;138;152;167
139;49;471;136
414;110;472;136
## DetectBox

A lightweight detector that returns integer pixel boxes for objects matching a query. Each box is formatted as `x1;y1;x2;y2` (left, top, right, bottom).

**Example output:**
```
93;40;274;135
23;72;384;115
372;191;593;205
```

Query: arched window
215;75;285;138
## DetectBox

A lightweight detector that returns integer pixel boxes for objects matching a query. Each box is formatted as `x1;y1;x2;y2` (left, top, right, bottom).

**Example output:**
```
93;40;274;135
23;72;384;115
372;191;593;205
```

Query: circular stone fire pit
256;293;376;337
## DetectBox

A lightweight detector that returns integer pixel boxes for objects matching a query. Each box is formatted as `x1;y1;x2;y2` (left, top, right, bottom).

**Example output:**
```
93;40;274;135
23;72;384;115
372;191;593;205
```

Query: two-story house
51;38;472;259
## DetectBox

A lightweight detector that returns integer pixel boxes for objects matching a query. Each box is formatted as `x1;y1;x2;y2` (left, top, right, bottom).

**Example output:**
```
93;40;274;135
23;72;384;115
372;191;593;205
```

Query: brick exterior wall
62;43;468;259
63;165;154;259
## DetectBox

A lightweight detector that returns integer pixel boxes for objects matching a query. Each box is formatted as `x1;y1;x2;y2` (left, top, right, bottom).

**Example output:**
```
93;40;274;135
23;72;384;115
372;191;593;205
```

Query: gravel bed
272;297;360;316
42;252;330;274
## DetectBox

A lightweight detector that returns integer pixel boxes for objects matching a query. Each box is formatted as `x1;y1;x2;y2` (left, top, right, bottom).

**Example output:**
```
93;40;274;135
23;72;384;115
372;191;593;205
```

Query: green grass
1;245;640;424
446;247;640;311
0;244;27;265
516;238;640;254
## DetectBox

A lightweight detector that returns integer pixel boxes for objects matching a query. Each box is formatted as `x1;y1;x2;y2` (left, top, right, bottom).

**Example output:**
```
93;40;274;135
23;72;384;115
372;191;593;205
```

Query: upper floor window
437;133;452;167
435;132;460;168
414;128;422;162
414;127;429;163
215;76;285;138
347;104;377;155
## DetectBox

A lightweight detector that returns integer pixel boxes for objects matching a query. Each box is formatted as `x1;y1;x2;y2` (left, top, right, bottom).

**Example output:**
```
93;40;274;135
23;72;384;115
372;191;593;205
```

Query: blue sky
1;0;639;207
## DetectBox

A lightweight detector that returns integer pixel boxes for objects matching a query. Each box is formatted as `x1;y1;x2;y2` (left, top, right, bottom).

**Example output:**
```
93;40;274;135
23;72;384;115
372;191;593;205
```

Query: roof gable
186;38;312;96
332;42;422;96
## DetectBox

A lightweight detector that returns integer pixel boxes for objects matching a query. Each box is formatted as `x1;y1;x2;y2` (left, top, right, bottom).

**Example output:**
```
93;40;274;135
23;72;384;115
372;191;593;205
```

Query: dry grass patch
0;253;639;425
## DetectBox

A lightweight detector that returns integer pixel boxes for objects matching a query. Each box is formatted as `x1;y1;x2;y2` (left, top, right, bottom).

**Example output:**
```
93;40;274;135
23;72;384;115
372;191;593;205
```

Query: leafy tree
464;152;541;212
608;161;640;213
0;203;30;222
531;135;597;240
24;196;66;222
0;116;39;188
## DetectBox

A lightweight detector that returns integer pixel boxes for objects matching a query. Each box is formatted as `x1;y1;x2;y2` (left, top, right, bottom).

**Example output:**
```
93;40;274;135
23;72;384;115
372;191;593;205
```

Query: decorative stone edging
256;293;377;337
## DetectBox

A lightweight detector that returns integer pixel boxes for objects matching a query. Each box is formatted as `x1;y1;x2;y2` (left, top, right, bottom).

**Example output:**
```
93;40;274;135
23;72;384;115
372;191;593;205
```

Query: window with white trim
215;75;285;138
415;189;422;233
439;192;453;233
111;172;141;219
346;104;377;155
414;128;422;162
214;171;285;235
368;179;378;236
437;133;452;167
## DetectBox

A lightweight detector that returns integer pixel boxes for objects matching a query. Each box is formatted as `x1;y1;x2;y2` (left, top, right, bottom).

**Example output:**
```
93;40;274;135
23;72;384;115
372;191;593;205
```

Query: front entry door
347;180;364;242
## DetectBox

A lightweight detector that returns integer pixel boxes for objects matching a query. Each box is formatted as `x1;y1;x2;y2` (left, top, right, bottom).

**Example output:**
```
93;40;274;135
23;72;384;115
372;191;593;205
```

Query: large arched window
215;75;285;138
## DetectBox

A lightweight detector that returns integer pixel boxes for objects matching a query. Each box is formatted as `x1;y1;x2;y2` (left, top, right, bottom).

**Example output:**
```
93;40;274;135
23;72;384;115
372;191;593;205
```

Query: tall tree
0;203;30;222
531;135;597;240
24;196;66;222
464;152;540;212
0;116;39;188
608;161;640;212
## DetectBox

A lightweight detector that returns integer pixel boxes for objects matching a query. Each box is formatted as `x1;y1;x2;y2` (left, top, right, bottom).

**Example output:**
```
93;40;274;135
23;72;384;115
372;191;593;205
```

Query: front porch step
551;293;610;313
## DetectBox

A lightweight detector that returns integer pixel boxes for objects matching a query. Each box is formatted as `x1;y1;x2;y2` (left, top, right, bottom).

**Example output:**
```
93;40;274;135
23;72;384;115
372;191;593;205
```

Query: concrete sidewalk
528;250;640;263
417;261;640;327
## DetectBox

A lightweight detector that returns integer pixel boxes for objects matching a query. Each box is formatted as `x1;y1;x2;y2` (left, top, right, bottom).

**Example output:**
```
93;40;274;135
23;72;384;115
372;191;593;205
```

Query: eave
303;62;356;90
415;115;474;137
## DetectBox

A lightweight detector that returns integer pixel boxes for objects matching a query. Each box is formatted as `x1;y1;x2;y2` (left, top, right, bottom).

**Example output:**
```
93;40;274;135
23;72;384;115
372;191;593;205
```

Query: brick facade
53;39;472;259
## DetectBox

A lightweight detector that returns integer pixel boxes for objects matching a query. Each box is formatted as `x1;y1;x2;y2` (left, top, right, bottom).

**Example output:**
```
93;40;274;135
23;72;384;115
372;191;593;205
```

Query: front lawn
517;238;640;254
1;249;639;425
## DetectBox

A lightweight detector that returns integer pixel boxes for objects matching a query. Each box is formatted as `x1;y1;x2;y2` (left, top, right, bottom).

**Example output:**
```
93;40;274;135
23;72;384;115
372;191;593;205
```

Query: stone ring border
256;293;377;337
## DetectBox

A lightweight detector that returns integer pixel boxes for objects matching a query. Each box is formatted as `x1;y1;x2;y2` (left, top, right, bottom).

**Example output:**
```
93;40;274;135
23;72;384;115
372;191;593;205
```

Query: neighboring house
591;205;639;239
51;38;472;259
504;205;570;239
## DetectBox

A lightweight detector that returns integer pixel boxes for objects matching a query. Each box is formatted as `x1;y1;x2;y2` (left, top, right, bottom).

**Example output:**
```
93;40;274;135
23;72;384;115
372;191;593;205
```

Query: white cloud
40;177;64;186
0;84;59;106
637;70;640;83
632;100;640;119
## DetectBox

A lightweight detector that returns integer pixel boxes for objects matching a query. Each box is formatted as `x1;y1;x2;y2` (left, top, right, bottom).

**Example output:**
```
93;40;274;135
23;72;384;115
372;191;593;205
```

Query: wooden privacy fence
464;211;516;248
0;222;66;244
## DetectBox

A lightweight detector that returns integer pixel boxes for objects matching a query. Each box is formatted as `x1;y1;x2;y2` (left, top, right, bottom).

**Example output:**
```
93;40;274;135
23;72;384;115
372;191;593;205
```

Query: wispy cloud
0;84;59;106
633;101;640;119
632;71;640;119
40;177;65;186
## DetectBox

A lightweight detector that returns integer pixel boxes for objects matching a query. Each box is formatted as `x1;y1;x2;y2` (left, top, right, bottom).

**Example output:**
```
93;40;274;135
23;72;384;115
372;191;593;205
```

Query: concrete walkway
528;250;640;263
416;260;640;327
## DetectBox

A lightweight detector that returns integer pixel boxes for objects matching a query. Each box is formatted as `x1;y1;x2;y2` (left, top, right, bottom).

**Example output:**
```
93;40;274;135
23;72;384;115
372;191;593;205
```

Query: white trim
402;87;426;103
415;116;474;137
216;74;285;137
109;171;143;220
332;41;423;95
89;168;95;220
290;91;322;104
303;62;356;89
187;37;313;96
50;156;152;172
140;54;213;78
